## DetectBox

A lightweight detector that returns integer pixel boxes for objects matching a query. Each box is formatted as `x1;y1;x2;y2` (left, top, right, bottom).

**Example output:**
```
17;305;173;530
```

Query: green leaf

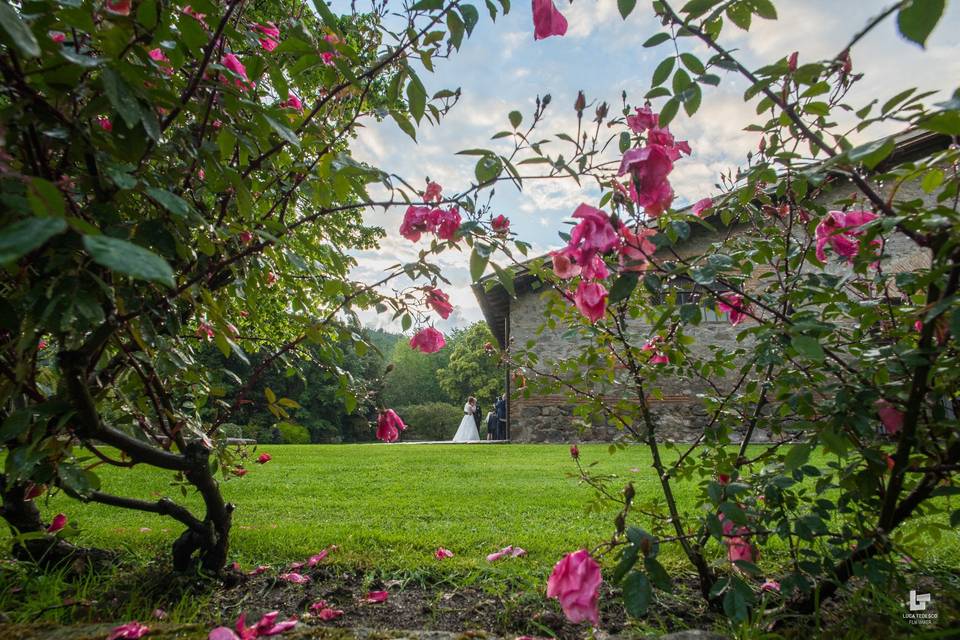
390;110;416;141
59;463;100;497
265;116;300;148
643;32;670;47
622;572;652;618
0;217;68;264
83;235;175;288
492;263;515;296
406;72;427;124
784;443;812;471
619;131;631;153
618;0;637;19
0;0;40;58
470;247;489;281
311;0;342;34
508;110;522;128
102;68;141;129
146;188;191;218
791;335;825;362
447;10;465;49
750;0;777;19
897;0;945;48
726;2;752;30
658;98;680;128
608;272;639;304
681;0;720;20
722;583;749;622
651;57;675;87
0;410;31;441
644;557;672;591
411;0;443;9
847;136;894;170
27;178;66;217
679;303;701;324
460;4;480;34
474;155;502;184
611;544;639;583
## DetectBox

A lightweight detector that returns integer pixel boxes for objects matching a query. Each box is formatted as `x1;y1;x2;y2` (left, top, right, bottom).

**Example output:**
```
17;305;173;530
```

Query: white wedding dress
452;402;480;442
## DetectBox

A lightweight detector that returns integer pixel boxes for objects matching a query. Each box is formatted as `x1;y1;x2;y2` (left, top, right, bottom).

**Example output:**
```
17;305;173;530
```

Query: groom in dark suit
494;395;507;440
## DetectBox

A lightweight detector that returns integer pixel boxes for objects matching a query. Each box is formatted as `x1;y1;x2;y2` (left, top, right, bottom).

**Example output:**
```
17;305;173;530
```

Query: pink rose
761;579;781;592
626;105;658;133
551;250;581;279
617;224;657;272
532;0;568;40
376;409;406;443
716;294;748;326
492;214;510;234
580;255;609;281
410;327;446;353
814;210;880;263
256;453;271;464
435;207;461;241
569;204;618;259
726;536;756;563
97;116;113;132
49;31;66;43
221;53;252;91
434;547;454;560
399;205;432;242
546;550;602;625
425;288;454;319
691;197;713;217
788;51;799;72
574;281;607;323
570;445;579;459
105;0;131;16
619;146;675;217
47;513;67;533
876;399;904;435
424;181;442;203
281;93;304;112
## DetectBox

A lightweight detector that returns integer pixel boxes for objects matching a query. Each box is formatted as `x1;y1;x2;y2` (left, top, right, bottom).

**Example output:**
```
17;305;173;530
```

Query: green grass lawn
12;443;960;585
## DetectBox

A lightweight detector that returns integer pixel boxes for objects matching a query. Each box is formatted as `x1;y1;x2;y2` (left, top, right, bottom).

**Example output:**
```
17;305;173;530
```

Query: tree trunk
171;443;233;573
0;475;112;568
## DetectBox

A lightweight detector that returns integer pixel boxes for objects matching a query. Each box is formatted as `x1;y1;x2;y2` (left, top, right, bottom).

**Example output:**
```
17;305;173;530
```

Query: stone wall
505;178;935;443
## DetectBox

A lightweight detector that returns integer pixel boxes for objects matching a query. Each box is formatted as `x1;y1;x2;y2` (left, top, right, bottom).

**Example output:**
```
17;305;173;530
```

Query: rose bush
471;0;959;626
0;0;510;571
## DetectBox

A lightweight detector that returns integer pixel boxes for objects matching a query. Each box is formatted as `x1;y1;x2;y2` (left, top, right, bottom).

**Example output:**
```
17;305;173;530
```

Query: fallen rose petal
365;590;388;603
318;608;344;621
107;621;149;640
434;547;454;560
760;579;781;593
280;572;310;584
247;565;270;576
307;550;329;566
47;513;67;533
152;608;167;620
208;628;239;640
309;600;329;612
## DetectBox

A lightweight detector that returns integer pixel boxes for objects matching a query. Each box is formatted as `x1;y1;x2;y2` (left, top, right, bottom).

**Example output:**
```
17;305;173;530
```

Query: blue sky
343;0;960;332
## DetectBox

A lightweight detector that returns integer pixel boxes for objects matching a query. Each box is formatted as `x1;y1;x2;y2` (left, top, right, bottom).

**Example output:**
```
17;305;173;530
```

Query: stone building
473;130;947;442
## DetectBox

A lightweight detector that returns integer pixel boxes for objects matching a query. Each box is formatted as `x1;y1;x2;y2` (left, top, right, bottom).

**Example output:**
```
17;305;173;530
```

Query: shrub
276;422;311;445
395;403;465;441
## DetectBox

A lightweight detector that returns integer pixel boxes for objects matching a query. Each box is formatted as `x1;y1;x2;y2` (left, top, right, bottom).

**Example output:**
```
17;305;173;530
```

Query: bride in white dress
452;396;480;442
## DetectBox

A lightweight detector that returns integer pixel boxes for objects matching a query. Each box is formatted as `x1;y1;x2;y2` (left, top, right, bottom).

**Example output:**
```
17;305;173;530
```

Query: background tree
436;322;502;403
382;339;452;408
